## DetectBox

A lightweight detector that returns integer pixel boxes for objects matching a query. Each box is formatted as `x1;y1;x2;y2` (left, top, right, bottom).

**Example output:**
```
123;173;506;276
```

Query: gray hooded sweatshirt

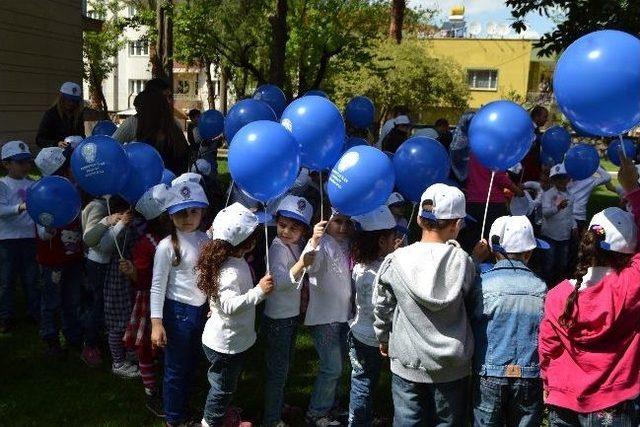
373;240;476;383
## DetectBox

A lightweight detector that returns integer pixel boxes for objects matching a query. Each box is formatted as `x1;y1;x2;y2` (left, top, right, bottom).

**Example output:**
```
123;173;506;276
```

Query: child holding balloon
149;181;210;426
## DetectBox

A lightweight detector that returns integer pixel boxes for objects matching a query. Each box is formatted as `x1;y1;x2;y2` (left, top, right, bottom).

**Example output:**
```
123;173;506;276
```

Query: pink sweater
465;155;515;204
539;188;640;413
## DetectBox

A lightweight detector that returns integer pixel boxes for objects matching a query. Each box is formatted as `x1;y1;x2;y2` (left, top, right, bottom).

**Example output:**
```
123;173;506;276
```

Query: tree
506;0;640;56
389;0;406;43
83;0;127;112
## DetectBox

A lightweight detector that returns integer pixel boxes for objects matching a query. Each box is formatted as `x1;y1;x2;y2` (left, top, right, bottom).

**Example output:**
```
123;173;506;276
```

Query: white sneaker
306;415;341;427
111;361;141;378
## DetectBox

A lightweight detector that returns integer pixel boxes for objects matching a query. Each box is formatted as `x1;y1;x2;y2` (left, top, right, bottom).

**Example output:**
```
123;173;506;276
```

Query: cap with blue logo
60;82;82;101
165;181;209;215
276;195;313;226
1;140;32;161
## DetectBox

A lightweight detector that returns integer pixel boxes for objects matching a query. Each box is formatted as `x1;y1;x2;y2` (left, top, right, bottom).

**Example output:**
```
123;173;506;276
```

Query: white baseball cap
190;159;212;177
172;172;203;186
64;135;84;149
275;195;313;226
352;205;397;231
1;140;32;161
35;147;67;176
210;202;259;246
386;192;405;207
550;163;568;178
489;216;549;253
589;207;637;254
60;82;82;101
413;128;439;139
165;181;209;215
135;184;170;220
394;115;410;126
419;183;467;221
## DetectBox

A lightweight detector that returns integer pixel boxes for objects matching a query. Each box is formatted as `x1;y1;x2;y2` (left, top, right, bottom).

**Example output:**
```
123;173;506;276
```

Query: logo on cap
81;143;97;163
180;186;191;200
19;143;26;151
297;199;306;213
72;87;78;94
38;212;54;227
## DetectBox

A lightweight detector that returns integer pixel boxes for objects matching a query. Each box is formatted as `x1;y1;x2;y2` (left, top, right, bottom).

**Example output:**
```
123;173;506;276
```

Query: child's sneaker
81;345;102;367
111;361;141;378
145;389;165;418
305;414;341;427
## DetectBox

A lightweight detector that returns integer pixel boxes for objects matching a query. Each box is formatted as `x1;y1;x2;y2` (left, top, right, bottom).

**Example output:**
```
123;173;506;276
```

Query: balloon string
405;203;417;239
319;170;325;221
105;195;124;260
480;171;496;241
264;203;270;275
225;180;234;208
619;134;628;159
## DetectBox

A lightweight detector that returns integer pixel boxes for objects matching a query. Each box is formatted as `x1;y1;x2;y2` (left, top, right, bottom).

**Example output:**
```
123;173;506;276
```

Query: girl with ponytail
539;156;640;425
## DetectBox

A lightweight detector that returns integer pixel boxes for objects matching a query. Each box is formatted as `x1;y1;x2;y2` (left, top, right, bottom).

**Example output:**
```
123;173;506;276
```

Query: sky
409;0;557;38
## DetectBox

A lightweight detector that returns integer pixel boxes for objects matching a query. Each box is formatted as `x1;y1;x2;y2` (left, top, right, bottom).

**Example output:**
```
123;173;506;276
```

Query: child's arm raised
290;221;327;282
217;270;273;315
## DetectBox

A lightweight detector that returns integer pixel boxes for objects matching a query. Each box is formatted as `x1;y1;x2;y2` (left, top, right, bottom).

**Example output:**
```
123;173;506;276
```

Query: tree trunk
88;69;108;113
220;66;229;114
204;59;215;110
154;0;174;90
268;0;288;87
389;0;406;44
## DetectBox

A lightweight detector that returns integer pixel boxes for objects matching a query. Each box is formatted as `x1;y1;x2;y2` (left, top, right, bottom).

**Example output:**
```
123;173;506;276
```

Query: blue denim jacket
468;259;547;378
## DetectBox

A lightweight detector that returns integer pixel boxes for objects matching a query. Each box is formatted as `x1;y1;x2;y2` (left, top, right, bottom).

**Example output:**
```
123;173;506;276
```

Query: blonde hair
54;94;84;127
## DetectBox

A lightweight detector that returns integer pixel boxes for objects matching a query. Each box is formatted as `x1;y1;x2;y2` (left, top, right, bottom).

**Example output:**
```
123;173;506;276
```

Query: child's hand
258;274;274;294
310;221;328;248
18;203;27;213
57;140;70;149
618;153;639;193
472;239;491;263
302;251;316;268
106;213;121;226
394;237;404;250
150;320;167;349
119;259;135;278
557;199;569;210
379;343;389;357
120;211;134;226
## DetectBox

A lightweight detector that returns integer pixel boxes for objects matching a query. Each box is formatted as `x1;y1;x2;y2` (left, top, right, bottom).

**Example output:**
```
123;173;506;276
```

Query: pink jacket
539;188;640;413
465;155;515;204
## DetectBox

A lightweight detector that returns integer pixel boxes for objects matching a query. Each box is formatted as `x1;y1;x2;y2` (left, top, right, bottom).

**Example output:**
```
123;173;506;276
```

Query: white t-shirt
0;177;35;240
265;237;302;319
568;167;611;221
541;187;577;241
150;230;208;318
350;260;382;347
202;257;266;354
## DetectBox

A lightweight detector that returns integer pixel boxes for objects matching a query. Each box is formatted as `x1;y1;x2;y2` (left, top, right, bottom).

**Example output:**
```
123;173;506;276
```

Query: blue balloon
161;169;176;185
393;137;451;203
71;135;130;197
564;144;600;180
281;96;345;171
198;109;225;140
571;122;599;138
345;96;375;130
607;138;637;166
229;121;300;202
304;90;328;98
469;100;535;171
26;176;80;227
344;137;368;152
327;146;395;216
253;84;287;118
553;30;640;137
224;99;277;143
119;142;165;205
539;150;558;167
541;126;571;165
92;120;118;136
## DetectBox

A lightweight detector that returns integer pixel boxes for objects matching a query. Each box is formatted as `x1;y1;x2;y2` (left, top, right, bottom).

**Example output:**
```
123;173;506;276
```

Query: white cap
394;115;410;126
64;135;84;149
35;147;67;176
172;172;203;186
275;195;313;226
352;205;397;231
386;192;405;207
508;162;523;175
1;140;32;161
550;163;568;178
191;159;212;177
165;181;209;215
489;216;549;253
210;203;259;246
589;207;637;254
135;184;170;220
413;128;439;139
509;192;533;216
60;82;82;101
419;183;467;221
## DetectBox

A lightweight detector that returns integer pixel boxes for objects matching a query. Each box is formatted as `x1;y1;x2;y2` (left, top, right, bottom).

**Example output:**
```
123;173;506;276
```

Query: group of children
2;134;640;427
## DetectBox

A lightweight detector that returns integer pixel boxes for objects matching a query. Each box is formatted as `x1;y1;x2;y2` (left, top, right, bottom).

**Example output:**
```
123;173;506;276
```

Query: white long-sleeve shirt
202;257;266;354
150;230;208;318
541;187;577;241
349;260;382;347
302;234;352;326
0;177;34;240
264;237;302;320
568;167;612;221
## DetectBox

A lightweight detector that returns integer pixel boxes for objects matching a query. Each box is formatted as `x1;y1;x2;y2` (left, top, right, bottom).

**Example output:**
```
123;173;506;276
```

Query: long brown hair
54;94;83;129
352;229;395;265
170;224;182;267
134;89;186;161
559;228;632;329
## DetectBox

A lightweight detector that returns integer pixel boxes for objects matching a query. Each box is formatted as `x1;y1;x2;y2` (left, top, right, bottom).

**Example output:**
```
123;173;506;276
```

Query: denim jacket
467;259;547;378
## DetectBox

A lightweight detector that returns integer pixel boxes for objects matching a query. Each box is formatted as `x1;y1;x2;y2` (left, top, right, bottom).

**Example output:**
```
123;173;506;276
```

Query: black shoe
145;390;165;418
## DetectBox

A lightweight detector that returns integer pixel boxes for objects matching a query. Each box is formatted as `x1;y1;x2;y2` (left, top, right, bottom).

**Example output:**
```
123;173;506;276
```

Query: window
129;79;147;96
467;69;498;90
176;80;191;95
128;40;149;56
128;6;137;17
86;9;106;20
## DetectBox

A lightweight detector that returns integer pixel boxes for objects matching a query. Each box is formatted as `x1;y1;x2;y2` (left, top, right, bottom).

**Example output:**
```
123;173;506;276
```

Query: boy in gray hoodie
374;183;484;426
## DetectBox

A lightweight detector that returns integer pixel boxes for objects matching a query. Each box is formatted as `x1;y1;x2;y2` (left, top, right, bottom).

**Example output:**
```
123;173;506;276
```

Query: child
539;158;640;425
568;166;611;233
373;183;482;426
263;195;313;427
540;164;578;286
0;140;39;333
196;203;274;426
150;181;210;427
348;206;400;426
119;184;171;417
468;215;548;426
34;147;85;357
386;192;408;235
291;211;353;426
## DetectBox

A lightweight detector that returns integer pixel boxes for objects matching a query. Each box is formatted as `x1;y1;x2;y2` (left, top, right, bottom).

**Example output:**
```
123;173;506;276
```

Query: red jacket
539;188;640;413
131;233;160;292
36;218;84;267
465;155;515;204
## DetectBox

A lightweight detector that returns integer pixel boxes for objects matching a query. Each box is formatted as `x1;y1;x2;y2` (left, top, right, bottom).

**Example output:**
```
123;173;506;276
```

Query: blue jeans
308;322;349;417
348;332;383;427
543;237;571;286
39;263;83;345
83;259;107;347
392;373;469;427
472;376;543;427
202;345;247;426
0;239;39;322
263;315;299;426
163;299;206;425
549;400;638;427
